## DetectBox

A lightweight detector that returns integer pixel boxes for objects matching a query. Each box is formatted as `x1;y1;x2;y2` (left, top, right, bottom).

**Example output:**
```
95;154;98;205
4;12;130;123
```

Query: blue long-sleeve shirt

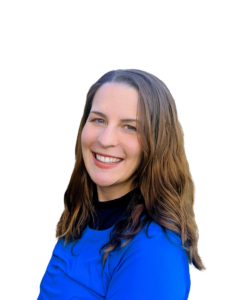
38;187;191;299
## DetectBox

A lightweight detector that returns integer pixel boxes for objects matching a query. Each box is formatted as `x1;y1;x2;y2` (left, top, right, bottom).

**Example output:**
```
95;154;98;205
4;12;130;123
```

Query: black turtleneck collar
92;185;140;210
88;185;141;230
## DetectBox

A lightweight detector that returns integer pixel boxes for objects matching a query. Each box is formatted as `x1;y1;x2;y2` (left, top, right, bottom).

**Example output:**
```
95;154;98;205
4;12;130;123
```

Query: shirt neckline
93;186;140;210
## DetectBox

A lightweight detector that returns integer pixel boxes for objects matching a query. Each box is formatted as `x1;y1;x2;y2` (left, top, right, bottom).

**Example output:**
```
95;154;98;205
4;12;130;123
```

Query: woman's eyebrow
90;110;140;123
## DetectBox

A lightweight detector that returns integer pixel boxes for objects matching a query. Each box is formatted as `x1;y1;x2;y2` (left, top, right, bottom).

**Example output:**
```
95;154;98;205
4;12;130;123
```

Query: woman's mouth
92;152;124;169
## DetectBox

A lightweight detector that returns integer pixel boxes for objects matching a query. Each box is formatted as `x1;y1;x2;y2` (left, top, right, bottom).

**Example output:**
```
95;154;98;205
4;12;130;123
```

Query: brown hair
56;69;206;270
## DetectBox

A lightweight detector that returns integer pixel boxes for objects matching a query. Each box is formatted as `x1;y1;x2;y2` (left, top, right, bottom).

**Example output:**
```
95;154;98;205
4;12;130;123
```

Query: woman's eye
125;125;137;131
92;119;136;131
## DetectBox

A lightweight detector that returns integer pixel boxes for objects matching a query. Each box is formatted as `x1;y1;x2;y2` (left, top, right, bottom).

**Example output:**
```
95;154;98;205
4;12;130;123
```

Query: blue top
37;221;190;299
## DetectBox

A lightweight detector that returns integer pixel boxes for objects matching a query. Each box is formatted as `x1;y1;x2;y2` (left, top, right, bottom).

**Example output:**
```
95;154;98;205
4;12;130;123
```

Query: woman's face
81;83;142;197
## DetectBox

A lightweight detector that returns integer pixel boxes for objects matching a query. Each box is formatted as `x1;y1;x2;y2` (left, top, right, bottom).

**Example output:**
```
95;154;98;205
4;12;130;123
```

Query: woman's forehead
94;83;138;101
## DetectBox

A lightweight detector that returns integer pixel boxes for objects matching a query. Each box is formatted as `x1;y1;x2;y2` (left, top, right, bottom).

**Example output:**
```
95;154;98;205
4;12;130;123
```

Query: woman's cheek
82;124;97;146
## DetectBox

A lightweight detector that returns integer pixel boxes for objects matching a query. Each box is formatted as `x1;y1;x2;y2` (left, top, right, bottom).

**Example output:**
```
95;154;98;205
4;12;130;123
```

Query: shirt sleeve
105;228;191;300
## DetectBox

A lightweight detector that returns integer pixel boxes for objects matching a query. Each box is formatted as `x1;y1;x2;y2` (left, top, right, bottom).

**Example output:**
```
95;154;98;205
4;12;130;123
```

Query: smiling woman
81;83;142;201
37;69;205;300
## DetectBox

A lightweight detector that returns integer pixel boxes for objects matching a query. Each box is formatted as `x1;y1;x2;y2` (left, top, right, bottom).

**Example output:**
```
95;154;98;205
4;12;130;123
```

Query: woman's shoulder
118;219;185;261
109;221;190;300
135;219;183;248
117;220;190;275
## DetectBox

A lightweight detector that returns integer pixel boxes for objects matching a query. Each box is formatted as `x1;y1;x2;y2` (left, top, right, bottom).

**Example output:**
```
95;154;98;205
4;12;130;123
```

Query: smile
92;152;124;169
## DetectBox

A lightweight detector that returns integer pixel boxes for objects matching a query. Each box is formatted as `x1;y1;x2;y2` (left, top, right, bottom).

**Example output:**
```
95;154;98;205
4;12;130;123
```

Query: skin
81;83;142;202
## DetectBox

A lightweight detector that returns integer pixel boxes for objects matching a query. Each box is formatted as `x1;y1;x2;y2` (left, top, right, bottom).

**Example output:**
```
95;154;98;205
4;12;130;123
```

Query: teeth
96;154;122;163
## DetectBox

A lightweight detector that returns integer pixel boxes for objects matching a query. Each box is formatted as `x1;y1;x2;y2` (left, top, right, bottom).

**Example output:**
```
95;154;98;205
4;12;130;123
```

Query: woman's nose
97;126;119;147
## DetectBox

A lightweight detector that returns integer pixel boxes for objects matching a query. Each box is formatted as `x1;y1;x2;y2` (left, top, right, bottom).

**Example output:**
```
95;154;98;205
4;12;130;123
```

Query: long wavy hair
56;69;206;271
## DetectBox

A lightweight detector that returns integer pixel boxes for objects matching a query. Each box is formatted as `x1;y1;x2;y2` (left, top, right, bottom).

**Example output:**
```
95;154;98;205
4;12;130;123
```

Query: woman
37;69;205;299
